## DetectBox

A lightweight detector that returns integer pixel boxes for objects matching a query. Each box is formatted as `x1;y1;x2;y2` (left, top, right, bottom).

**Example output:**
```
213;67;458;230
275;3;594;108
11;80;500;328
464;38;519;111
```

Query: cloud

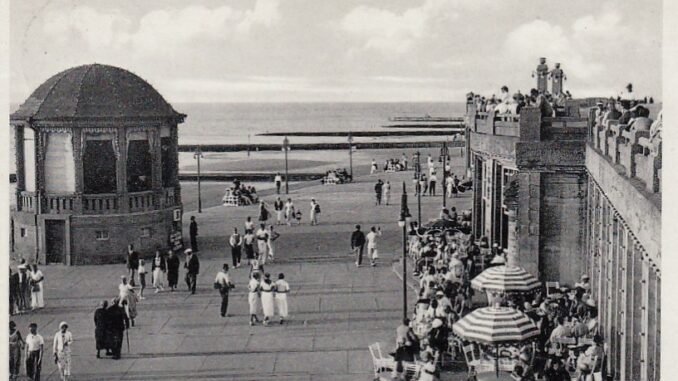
43;7;131;49
341;0;460;54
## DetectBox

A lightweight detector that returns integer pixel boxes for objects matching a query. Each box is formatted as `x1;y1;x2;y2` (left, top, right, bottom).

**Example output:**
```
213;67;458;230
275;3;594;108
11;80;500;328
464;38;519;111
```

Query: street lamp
414;151;422;226
193;146;204;213
348;132;354;179
398;182;412;320
282;137;290;194
441;141;448;209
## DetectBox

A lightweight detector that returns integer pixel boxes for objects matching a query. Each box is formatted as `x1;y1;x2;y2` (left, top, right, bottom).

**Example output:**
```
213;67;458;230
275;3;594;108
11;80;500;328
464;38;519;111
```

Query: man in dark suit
126;245;139;287
184;249;200;294
189;216;198;252
106;297;129;360
16;265;30;312
9;268;19;315
350;225;366;267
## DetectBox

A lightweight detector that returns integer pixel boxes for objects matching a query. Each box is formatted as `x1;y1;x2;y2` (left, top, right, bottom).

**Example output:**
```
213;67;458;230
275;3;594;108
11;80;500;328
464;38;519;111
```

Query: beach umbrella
471;265;541;294
453;306;539;377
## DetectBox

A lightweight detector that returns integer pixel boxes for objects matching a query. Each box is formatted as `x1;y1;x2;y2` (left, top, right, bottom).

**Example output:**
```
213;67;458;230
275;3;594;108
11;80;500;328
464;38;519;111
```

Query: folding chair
222;195;240;207
368;343;395;378
402;362;421;380
462;344;480;367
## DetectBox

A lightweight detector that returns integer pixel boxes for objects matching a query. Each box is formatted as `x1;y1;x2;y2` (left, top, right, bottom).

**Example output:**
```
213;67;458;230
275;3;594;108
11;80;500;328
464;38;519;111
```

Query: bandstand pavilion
10;64;185;265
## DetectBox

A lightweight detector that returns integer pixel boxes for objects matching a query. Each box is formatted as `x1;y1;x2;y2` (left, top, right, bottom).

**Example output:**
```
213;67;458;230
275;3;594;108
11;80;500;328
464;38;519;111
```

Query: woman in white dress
53;321;73;381
30;264;45;309
248;273;261;326
285;199;295;226
310;199;320;225
275;273;290;324
151;250;166;293
256;224;270;264
267;225;280;262
260;273;276;326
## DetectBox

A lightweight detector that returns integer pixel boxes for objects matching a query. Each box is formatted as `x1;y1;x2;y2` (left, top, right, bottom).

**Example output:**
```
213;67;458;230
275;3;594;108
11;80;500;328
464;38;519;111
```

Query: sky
9;0;663;103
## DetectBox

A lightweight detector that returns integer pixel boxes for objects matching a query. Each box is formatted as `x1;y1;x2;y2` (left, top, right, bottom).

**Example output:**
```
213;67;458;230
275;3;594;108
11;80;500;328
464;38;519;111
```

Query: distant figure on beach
258;201;269;223
374;179;383;206
351;225;366;267
189;216;199;252
274;172;283;194
384;181;391;205
274;197;284;225
371;159;378;174
310;199;320;225
229;228;243;268
401;153;408;170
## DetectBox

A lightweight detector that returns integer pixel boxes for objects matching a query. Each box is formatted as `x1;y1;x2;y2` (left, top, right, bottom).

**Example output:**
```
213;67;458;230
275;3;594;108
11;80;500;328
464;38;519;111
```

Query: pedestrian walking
274;197;284;225
126;245;139;287
106;298;128;360
94;300;108;358
248;273;262;325
310;199;320;225
256;224;270;264
25;323;44;381
184;249;200;294
151;250;166;293
189;216;199;252
260;273;275;326
166;250;180;292
384;181;391;205
28;264;45;310
374;179;383;205
275;273;290;324
366;226;382;267
118;276;133;304
258;201;270;223
429;173;437;196
453;175;460;197
285;198;295;226
229;228;243;268
137;260;146;300
351;225;366;267
53;322;73;381
9;321;24;379
420;174;428;196
122;288;139;327
10;268;21;315
214;264;234;317
244;229;256;265
267;225;280;262
245;216;255;232
401;152;408;170
370;158;378;174
274;172;283;194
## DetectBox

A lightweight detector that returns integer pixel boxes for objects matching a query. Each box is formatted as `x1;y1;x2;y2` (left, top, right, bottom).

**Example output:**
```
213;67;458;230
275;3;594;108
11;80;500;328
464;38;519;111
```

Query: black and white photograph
2;0;670;380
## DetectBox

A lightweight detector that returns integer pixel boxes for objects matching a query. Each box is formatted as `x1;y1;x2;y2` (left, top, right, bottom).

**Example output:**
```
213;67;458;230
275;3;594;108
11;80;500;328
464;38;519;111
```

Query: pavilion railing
83;193;119;215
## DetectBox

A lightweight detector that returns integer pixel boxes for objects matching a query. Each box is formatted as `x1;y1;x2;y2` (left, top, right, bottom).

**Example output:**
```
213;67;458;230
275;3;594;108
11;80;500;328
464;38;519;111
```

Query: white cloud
237;0;281;34
341;0;461;54
43;7;131;49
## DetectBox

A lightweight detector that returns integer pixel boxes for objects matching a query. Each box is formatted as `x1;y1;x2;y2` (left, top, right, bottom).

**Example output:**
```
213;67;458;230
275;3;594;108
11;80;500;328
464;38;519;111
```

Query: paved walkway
11;156;472;380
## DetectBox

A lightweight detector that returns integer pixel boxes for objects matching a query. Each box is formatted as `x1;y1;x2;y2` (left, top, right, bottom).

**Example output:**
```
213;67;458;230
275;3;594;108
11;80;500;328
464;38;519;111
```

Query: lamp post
282;137;290;194
247;134;251;157
414;151;421;226
398;182;412;320
441;141;448;209
193;146;204;213
348;132;354;178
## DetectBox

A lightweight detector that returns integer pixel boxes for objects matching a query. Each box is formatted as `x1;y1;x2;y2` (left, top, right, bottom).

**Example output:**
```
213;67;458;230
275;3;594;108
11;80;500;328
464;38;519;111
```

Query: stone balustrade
589;116;661;194
19;191;36;213
44;194;75;214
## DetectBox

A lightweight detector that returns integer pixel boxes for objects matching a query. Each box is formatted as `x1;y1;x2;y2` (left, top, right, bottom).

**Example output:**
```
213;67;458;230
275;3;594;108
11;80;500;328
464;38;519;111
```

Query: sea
8;102;466;172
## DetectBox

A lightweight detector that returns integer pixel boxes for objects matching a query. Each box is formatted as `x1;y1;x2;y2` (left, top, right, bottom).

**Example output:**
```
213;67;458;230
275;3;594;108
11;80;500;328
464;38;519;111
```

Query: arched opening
83;139;117;194
127;139;152;192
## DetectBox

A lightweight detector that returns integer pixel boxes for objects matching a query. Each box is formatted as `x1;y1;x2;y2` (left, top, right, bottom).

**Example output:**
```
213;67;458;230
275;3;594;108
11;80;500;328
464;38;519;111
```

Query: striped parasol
452;306;539;345
470;265;541;294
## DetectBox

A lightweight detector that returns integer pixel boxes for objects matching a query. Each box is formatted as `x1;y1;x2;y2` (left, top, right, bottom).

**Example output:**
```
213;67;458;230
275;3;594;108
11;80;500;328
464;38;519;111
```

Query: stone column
516;171;540;278
35;130;46;214
117;128;129;213
171;123;181;205
14;125;25;210
150;127;163;209
504;179;519;267
71;129;84;213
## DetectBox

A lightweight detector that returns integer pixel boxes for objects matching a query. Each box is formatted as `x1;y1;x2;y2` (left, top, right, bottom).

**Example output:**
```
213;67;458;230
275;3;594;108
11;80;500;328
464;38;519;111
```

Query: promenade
11;156;471;380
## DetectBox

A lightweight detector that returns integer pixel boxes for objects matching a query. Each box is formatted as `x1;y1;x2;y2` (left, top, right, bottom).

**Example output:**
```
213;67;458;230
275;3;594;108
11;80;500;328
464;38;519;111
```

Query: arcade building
10;64;185;265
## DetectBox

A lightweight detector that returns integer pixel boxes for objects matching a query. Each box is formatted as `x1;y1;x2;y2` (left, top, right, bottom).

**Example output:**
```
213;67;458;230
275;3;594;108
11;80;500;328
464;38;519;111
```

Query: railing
163;187;176;208
45;194;75;214
83;193;119;215
19;191;36;213
590;119;661;194
129;191;157;213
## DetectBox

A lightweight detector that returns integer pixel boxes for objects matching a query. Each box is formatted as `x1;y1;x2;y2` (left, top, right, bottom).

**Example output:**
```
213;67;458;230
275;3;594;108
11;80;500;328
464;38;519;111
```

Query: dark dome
11;64;184;122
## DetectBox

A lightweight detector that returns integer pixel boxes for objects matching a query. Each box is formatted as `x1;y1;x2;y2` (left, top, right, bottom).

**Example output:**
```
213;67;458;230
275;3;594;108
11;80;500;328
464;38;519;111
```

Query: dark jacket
374;182;383;194
127;251;139;270
351;230;366;247
151;255;167;271
106;304;129;333
185;254;200;275
189;221;198;237
167;255;180;274
9;272;20;297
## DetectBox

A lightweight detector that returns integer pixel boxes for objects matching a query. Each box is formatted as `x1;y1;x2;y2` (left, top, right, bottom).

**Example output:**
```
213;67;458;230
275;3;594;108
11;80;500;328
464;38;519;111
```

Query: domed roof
11;64;184;122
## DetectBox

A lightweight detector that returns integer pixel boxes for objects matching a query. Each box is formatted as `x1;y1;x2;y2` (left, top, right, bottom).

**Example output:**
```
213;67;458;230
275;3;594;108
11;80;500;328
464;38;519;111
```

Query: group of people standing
9;320;73;381
247;272;290;325
9;261;45;315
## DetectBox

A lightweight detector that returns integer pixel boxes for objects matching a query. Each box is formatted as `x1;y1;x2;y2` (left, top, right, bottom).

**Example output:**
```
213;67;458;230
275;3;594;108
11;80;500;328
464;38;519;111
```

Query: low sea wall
178;140;465;152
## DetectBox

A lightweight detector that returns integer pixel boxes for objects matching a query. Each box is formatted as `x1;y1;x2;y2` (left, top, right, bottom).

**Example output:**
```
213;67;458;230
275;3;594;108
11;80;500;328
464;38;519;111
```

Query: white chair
222;195;240;207
402;362;421;380
369;343;395;378
463;344;480;367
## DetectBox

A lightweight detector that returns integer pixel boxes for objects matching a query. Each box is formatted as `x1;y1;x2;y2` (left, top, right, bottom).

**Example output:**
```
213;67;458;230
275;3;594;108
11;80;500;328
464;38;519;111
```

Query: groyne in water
258;130;462;137
178;140;465;152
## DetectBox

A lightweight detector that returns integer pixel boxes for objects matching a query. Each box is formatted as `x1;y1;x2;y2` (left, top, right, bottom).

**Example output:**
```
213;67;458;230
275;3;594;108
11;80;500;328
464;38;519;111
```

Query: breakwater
178;140;465;152
258;130;462;137
179;172;324;182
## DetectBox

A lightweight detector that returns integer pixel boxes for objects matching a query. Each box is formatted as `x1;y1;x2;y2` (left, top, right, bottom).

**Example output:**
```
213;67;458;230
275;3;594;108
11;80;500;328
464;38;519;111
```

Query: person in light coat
53;322;73;381
275;273;290;324
248;273;261;326
260;273;276;326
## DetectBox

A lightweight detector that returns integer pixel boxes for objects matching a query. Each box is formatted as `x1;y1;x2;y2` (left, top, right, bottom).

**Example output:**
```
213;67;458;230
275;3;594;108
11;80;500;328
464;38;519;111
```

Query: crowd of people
321;168;352;184
222;179;259;205
9;260;45;316
9;320;74;381
379;225;605;380
467;86;570;119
